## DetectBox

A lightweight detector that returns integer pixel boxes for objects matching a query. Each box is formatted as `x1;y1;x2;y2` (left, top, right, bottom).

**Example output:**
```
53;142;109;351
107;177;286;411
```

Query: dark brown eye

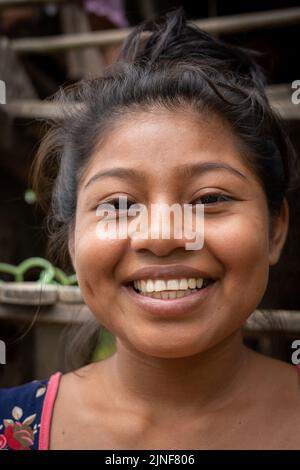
194;193;233;205
97;197;135;211
107;198;135;211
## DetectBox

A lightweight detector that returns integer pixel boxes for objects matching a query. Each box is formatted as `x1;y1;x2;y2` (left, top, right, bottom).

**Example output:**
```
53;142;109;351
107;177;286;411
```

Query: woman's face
70;109;288;358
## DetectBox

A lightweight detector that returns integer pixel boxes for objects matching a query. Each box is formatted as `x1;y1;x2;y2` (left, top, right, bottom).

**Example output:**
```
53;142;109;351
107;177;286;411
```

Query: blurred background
0;0;300;386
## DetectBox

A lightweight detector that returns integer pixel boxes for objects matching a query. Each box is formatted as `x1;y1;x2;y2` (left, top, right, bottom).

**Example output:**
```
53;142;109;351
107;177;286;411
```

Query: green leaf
92;328;116;362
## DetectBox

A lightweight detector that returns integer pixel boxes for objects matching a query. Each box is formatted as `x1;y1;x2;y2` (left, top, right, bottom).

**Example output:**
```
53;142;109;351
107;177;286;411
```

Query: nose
128;202;204;256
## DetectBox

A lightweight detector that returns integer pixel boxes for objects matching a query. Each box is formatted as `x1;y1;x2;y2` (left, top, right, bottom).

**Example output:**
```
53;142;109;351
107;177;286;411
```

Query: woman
1;8;300;450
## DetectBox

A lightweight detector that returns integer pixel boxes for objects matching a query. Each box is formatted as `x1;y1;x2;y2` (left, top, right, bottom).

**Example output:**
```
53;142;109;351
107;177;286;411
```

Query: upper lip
122;265;216;284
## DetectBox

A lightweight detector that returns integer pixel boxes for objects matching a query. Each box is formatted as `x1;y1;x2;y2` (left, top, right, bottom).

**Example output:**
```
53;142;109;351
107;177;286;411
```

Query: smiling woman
1;7;300;451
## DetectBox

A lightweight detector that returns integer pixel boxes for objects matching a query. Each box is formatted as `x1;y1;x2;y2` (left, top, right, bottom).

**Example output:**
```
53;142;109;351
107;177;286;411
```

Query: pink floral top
0;372;61;450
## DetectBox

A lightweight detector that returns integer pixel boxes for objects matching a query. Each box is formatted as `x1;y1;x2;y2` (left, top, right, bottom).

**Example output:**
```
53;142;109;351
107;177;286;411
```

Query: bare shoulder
56;359;110;407
246;350;300;442
252;350;300;393
50;360;111;449
247;349;300;400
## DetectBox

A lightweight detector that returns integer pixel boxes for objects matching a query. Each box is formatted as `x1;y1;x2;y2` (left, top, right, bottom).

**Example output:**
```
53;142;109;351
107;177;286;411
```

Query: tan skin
50;109;300;449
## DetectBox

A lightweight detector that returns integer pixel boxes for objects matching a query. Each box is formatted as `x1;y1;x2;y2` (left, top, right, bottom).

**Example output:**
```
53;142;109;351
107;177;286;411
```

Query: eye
105;197;135;210
193;193;234;206
95;197;138;217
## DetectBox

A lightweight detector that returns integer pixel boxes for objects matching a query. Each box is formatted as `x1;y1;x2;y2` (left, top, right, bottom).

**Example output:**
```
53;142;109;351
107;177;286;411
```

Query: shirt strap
39;372;62;450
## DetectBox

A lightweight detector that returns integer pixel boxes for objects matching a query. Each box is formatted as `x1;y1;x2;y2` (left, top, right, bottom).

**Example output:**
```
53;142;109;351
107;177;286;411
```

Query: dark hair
31;8;299;369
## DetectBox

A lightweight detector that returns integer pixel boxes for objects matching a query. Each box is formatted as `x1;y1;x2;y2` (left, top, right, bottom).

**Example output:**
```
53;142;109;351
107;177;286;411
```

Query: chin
127;335;212;359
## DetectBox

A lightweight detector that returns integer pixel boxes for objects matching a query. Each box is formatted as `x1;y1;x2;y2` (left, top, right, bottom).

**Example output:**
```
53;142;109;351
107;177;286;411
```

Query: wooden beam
195;6;300;35
244;310;300;333
0;39;38;182
267;84;300;120
9;7;300;54
60;3;104;80
0;302;94;325
11;27;132;54
0;304;300;332
0;0;77;8
4;99;74;119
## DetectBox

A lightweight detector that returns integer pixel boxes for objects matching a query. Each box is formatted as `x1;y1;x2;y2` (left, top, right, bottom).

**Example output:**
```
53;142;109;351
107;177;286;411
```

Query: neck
103;330;252;420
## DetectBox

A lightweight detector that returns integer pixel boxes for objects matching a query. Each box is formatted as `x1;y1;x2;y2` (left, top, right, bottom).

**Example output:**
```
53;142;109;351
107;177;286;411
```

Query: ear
268;198;289;266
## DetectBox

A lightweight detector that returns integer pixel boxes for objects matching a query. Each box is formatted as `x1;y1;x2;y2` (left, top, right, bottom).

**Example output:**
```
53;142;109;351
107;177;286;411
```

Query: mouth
122;278;217;317
129;278;214;299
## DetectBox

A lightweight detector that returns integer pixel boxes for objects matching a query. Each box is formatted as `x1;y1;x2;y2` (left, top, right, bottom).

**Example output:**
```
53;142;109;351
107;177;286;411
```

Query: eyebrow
83;161;247;190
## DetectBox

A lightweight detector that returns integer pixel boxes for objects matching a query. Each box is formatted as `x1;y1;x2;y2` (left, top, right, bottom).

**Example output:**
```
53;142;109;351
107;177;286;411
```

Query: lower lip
122;281;218;318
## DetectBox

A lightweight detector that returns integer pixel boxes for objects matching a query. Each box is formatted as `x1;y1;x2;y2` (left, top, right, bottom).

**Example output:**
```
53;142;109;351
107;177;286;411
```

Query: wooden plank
244;310;300;333
0;38;36;101
1;304;300;332
0;0;76;7
60;3;104;80
0;282;58;305
4;99;63;119
9;7;300;54
0;40;38;181
11;26;132;53
4;85;299;120
0;303;94;325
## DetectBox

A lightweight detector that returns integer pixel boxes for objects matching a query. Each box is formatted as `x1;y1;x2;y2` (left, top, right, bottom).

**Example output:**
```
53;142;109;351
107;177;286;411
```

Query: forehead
80;108;255;186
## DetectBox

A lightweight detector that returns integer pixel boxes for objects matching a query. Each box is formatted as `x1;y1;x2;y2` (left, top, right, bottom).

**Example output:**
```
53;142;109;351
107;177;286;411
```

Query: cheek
206;211;270;303
73;223;127;304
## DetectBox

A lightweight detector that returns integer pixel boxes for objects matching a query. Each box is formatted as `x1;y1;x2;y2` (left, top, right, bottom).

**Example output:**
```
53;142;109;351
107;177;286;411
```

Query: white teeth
176;290;185;298
154;280;167;292
132;276;211;297
152;291;162;299
146;280;154;293
168;291;177;299
179;279;188;290
139;289;198;299
166;280;180;290
187;278;197;289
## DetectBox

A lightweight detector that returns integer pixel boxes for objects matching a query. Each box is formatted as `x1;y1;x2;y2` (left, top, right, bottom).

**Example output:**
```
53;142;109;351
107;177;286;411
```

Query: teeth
179;279;188;289
168;291;177;299
146;280;154;292
152;291;163;299
132;277;211;296
187;278;197;289
154;280;167;292
166;280;179;290
140;289;198;299
176;291;185;298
